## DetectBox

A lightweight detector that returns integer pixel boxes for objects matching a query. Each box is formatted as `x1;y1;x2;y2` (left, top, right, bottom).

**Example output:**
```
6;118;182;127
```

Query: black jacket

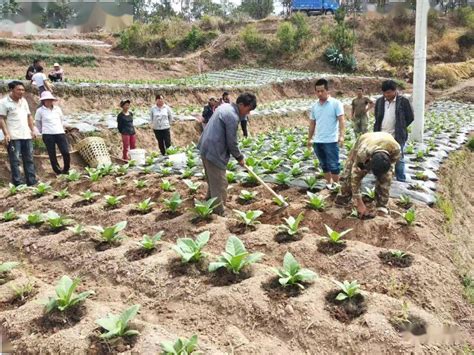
117;112;135;135
202;104;215;123
374;94;414;146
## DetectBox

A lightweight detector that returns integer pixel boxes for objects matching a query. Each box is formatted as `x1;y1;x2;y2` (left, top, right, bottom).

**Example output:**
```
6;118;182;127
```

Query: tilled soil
0;168;472;353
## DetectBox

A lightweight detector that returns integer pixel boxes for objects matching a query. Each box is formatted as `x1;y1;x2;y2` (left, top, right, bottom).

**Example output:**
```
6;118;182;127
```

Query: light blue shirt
310;97;344;143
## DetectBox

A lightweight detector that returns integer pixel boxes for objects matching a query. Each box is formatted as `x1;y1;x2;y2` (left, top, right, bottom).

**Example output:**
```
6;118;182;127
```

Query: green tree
41;0;76;29
149;0;177;21
191;0;225;19
0;0;22;16
239;0;274;19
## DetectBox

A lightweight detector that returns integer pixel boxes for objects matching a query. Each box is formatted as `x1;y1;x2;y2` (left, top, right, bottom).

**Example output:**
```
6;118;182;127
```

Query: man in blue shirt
307;78;345;189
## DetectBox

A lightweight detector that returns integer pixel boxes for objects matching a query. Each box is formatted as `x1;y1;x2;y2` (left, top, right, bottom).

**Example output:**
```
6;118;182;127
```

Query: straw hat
53;63;60;67
40;91;57;101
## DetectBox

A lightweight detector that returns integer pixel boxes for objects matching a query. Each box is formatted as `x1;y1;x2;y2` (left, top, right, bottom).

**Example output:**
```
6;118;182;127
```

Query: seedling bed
378;251;414;268
325;290;367;323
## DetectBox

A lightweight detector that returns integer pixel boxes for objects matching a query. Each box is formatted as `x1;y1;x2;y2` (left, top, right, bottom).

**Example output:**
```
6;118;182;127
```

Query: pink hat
40;91;57;101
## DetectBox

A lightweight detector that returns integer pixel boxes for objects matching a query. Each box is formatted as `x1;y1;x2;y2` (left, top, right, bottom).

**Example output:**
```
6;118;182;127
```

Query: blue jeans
313;142;340;174
395;143;406;182
7;139;37;186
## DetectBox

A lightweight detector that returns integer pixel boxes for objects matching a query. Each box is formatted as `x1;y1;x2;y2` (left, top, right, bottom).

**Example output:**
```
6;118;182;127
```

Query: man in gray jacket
198;93;257;216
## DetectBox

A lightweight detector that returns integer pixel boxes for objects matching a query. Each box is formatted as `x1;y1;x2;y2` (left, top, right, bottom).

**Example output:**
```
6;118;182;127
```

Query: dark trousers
241;120;248;138
153;129;171;155
7;139;37;186
48;74;62;82
202;156;226;215
42;134;70;175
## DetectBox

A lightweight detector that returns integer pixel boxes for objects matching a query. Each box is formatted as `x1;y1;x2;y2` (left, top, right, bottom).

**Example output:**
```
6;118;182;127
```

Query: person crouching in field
35;91;70;175
335;132;401;218
117;99;136;161
150;94;174;155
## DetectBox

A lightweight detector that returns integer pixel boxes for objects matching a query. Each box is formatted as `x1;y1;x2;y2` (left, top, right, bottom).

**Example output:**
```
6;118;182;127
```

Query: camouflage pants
340;149;393;208
353;115;368;136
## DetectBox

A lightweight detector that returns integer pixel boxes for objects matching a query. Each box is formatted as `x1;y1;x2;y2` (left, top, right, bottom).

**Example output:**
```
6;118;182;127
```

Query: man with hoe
336;131;401;217
198;93;257;216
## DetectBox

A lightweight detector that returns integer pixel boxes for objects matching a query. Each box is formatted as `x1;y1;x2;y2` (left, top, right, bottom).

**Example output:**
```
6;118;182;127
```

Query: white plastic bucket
129;149;146;165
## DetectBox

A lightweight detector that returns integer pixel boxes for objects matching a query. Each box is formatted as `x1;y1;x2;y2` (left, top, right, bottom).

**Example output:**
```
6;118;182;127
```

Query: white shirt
150;104;173;130
0;95;32;140
381;97;396;135
31;72;47;87
35;105;65;135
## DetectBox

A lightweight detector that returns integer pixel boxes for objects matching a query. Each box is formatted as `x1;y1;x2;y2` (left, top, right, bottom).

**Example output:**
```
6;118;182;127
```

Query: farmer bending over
198;93;257;216
335;132;401;217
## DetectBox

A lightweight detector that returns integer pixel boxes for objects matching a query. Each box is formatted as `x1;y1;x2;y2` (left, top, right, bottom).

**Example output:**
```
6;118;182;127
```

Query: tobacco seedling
104;195;126;207
160;180;175;192
399;194;412;207
43;275;94;313
226;161;237;171
161;167;172;176
172;231;210;263
163;193;183;213
305;192;326;211
304;176;319;191
289;163;303;177
239;190;257;202
136;198;155;214
226;171;237;183
166;146;180;155
324;224;352;244
415;172;429;181
233;209;263;227
44;211;72;230
141;166;153;174
186;157;197;169
278;212;308;236
8;183;27;196
209;235;263;274
10;280;35;302
145;156;156;166
65;170;81;182
139;232;163;250
161;334;199;355
193;197;218;219
0;261;20;283
94;221;127;243
363;187;376;200
21;211;44;226
134;179;148;189
67;224;86;236
181;168;195;178
390;250;407;259
95;304;140;339
241;171;259;185
183;180;201;194
403;208;416;226
81;190;100;202
2;208;17;222
273;252;317;289
32;182;52;197
272;195;287;207
333;280;361;301
115;164;129;176
85;167;102;182
54;188;70;199
275;172;291;186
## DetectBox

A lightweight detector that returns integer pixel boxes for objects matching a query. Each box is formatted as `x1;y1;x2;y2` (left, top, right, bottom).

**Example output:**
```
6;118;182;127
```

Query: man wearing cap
0;81;38;186
198;93;257;216
117;99;136;161
35;91;70;175
49;63;64;82
335;132;401;217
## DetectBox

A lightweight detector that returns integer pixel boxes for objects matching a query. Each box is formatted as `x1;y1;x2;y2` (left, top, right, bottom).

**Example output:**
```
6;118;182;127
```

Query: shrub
181;26;218;51
277;22;297;52
428;66;457;88
386;42;412;66
454;6;474;29
241;25;267;51
223;44;242;60
458;30;474;50
325;46;357;72
290;12;311;44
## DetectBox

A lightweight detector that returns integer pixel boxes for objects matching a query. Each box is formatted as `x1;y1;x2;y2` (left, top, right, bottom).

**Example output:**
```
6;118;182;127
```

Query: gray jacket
198;103;244;170
150;104;173;130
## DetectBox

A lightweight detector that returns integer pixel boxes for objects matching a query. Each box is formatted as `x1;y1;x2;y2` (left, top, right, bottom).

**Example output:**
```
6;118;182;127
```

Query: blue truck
291;0;340;15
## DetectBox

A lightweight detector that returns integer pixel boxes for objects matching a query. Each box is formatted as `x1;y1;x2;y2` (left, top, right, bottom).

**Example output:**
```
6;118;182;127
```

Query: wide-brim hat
120;99;131;107
53;63;60;67
40;91;57;101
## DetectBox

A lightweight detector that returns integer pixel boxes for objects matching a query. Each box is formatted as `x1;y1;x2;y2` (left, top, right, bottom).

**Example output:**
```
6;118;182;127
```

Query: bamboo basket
76;137;111;168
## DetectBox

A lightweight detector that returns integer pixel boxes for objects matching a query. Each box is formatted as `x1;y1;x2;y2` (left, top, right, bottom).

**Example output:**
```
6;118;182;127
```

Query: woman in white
35;91;70;175
150;93;173;155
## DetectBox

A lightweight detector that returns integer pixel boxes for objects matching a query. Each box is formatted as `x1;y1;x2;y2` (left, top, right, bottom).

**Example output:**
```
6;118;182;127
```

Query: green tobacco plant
362;187;376;200
0;261;20;283
161;167;172;176
64;170;81;182
80;190;100;202
181;168;195;179
304;176;319;191
21;211;44;226
114;164;129;176
305;192;326;211
2;208;17;222
166;146;180;155
278;212;308;236
415;171;429;181
161;334;198;355
160;179;175;192
272;195;288;207
183;180;201;194
94;221;127;243
390;250;407;259
8;183;27;196
399;194;412;207
239;189;257;202
43;275;94;313
324;224;352;244
226;171;237;183
289;163;303;177
54;188;70;199
193;198;218;219
32;182;51;197
402;208;416;226
134;179;148;189
209;235;263;274
104;195;126;207
273;252;317;289
164;160;174;168
163;193;183;213
10;280;35;302
172;231;210;263
96;304;140;339
139;232;163;250
44;211;72;230
333;280;361;301
85;167;102;182
233;209;263;227
67;224;86;236
275;172;291;186
136;198;155;214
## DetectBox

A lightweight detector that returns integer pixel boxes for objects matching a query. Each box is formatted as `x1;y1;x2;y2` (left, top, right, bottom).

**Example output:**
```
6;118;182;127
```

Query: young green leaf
2;208;17;222
192;198;218;219
139;232;163;250
163;192;183;213
93;221;127;243
278;212;308;236
43;275;94;313
324;224;352;244
96;304;140;339
239;189;257;202
172;231;210;263
136;198;155;213
8;183;27;196
183;180;201;194
273;252;317;289
160;334;199;355
305;192;326;211
21;211;44;226
333;280;361;301
233;209;263;227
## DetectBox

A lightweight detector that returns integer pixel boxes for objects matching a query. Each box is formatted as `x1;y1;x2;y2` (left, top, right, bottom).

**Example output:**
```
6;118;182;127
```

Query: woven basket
76;137;111;168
